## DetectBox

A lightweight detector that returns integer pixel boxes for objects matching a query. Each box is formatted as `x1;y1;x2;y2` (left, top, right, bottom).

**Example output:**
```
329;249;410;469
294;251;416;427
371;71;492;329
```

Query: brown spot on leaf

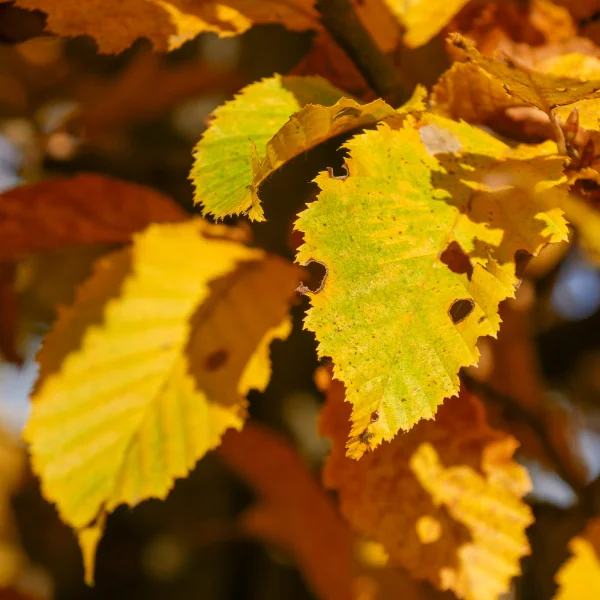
204;349;228;372
370;410;379;423
449;298;475;324
440;241;473;279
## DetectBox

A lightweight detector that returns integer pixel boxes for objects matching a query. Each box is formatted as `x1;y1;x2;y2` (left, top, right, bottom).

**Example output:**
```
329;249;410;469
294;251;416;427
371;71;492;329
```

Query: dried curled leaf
321;379;533;600
25;219;299;583
191;75;410;221
451;33;600;113
1;0;319;53
0;174;187;262
554;518;600;599
295;115;568;457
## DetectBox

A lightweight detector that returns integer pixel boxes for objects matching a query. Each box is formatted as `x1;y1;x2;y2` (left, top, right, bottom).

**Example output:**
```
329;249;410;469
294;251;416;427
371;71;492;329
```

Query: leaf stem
315;0;407;105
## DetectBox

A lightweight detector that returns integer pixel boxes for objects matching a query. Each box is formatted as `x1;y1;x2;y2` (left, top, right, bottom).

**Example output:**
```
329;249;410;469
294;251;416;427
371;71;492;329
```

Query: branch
462;372;587;499
316;0;407;104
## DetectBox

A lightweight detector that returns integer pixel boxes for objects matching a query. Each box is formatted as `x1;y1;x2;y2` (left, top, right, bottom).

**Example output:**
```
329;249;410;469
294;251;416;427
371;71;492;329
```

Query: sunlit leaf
1;0;320;53
191;75;418;221
295;115;568;457
451;33;600;113
25;219;299;582
554;518;600;599
321;378;533;600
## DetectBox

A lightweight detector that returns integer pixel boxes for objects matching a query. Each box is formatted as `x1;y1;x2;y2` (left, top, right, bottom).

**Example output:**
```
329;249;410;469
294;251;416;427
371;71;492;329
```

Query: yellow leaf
295;115;569;457
25;219;299;582
321;379;533;600
0;174;186;262
191;75;410;221
540;54;600;131
554;518;600;600
2;0;320;53
384;0;471;48
450;33;600;113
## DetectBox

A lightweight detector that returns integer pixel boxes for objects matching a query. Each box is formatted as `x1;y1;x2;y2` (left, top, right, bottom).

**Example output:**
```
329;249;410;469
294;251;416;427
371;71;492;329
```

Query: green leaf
295;115;569;458
190;75;418;221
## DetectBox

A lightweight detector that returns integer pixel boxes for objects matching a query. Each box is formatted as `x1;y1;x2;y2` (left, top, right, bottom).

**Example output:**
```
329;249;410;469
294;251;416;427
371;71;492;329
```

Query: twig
315;0;407;105
462;372;586;498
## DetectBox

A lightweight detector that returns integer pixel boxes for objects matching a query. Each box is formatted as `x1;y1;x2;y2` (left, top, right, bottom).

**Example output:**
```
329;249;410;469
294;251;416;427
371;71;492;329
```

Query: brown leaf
218;423;355;600
0;174;187;261
0;263;21;365
0;0;320;54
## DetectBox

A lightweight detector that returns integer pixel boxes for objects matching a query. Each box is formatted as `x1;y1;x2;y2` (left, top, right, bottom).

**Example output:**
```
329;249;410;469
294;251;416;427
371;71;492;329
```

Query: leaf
321;378;533;600
0;174;187;262
554;518;600;599
295;116;569;457
383;0;471;48
432;61;523;124
25;219;299;583
1;0;320;54
450;33;600;112
191;75;404;221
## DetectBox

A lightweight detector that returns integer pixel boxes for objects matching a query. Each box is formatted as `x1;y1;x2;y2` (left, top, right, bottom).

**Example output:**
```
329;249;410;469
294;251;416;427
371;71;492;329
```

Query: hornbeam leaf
25;219;299;583
191;75;424;221
295;116;568;457
321;379;533;600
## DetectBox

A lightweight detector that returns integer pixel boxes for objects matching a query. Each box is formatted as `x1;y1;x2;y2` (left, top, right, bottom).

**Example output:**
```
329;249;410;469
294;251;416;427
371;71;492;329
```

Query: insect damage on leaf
296;114;569;458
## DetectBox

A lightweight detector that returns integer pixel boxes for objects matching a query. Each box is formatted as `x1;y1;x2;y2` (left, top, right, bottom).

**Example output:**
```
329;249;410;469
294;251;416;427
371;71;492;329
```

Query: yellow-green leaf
25;219;299;582
451;33;600;113
191;75;407;222
295;115;569;458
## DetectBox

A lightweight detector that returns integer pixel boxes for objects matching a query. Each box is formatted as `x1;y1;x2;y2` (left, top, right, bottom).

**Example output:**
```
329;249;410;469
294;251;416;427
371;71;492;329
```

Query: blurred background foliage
1;1;600;599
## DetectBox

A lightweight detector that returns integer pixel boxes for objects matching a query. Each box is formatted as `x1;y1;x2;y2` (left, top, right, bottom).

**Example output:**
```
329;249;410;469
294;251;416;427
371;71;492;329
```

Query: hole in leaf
449;298;474;324
327;165;349;180
440;241;473;279
297;259;328;294
370;410;379;423
204;349;228;372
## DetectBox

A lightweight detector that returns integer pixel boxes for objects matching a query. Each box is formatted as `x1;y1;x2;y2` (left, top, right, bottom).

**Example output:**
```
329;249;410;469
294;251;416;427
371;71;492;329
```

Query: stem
316;0;407;104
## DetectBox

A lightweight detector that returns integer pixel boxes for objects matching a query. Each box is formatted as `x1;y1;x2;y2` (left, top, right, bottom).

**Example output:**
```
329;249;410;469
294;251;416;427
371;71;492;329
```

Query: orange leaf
218;424;355;600
1;0;320;54
321;378;533;600
0;174;187;262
